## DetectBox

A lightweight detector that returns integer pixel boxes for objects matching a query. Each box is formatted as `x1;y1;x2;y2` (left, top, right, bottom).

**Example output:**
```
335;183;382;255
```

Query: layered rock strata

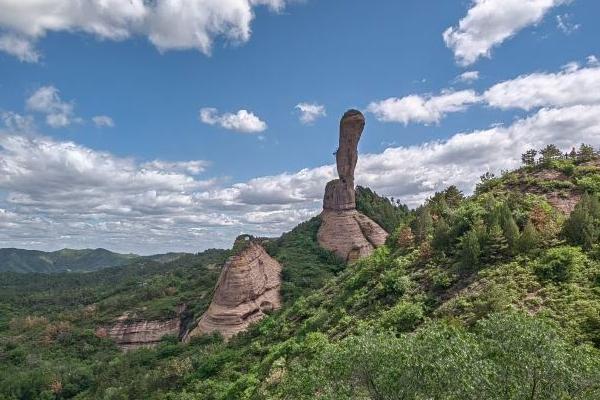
187;237;282;340
96;305;186;351
318;110;388;262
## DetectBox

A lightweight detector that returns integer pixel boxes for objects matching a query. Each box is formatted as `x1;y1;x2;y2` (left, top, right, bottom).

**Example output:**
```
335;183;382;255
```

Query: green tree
432;217;451;252
540;144;563;166
577;144;596;163
355;186;409;233
534;246;585;283
482;224;509;263
563;193;600;250
521;149;538;166
497;203;520;253
411;207;433;244
518;220;540;254
460;230;481;271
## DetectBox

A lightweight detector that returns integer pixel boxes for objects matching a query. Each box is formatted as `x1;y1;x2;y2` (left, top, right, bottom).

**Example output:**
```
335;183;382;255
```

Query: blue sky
1;0;600;253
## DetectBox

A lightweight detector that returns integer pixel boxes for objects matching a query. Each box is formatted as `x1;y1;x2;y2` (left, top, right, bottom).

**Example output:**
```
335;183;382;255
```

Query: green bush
534;246;586;283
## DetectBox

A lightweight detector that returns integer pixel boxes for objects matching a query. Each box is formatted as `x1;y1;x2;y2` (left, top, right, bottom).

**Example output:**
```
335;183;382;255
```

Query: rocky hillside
1;144;600;400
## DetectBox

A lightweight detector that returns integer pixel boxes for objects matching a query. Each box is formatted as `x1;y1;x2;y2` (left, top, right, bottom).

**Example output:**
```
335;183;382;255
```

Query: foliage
1;147;600;399
355;186;409;233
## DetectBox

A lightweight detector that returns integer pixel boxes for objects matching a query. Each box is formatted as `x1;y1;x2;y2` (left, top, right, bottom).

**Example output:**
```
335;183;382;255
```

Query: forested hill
1;144;600;399
0;248;189;273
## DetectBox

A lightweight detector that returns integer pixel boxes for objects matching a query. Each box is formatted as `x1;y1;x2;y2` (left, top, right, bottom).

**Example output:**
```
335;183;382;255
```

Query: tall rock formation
318;110;388;262
186;236;282;340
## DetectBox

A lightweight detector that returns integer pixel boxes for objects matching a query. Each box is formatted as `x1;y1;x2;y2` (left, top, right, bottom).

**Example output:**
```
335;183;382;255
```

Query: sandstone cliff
186;237;282;340
96;305;186;351
318;110;388;262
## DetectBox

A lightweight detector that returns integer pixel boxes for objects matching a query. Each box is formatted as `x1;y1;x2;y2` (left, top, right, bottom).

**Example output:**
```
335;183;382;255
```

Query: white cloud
587;55;599;67
0;0;294;61
444;0;568;66
295;102;326;125
483;65;600;110
0;33;40;62
4;103;600;253
26;86;81;128
369;63;600;125
1;111;35;132
367;90;480;125
199;107;267;133
556;13;580;35
92;115;115;128
141;160;210;175
456;70;480;83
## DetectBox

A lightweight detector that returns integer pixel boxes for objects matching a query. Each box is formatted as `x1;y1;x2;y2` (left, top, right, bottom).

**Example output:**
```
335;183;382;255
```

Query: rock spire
318;110;388;262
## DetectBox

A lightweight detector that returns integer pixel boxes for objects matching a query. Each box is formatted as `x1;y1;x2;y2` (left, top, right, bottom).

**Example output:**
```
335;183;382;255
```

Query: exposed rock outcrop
318;110;388;262
186;237;282;340
96;305;186;351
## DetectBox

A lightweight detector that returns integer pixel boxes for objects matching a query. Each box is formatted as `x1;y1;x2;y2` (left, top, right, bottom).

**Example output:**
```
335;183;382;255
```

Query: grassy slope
1;153;600;399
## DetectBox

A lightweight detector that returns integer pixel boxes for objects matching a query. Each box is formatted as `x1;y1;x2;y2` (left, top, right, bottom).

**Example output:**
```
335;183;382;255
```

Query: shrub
534;246;586;283
380;301;424;332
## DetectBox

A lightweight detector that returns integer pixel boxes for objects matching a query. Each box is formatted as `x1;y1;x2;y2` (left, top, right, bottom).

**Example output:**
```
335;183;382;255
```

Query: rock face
187;237;282;340
318;110;388;262
96;305;186;351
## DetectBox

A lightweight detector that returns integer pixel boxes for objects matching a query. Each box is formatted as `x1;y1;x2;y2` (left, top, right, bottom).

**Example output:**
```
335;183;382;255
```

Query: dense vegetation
1;143;600;399
356;185;410;232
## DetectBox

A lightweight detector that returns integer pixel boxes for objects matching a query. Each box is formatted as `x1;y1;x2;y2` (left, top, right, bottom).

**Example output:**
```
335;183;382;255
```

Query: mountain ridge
0;247;190;273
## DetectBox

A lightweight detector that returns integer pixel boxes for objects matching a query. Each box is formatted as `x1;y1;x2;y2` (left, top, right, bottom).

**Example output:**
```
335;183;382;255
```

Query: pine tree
412;208;433;244
497;203;520;253
482;224;509;263
518;220;539;254
563;193;600;250
521;149;538;166
577;143;595;163
539;144;562;166
432;217;451;251
460;230;481;271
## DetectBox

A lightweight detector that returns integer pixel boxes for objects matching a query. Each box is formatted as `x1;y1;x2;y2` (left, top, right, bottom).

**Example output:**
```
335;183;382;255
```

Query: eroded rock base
318;209;388;262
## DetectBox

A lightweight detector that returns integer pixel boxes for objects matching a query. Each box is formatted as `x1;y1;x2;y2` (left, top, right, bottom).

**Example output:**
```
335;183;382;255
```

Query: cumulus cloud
199;107;267;133
367;90;480;125
369;63;600;125
0;0;294;61
295;102;326;125
3;103;600;253
0;33;40;62
483;65;600;110
92;115;115;128
456;71;480;83
444;0;568;66
26;86;81;128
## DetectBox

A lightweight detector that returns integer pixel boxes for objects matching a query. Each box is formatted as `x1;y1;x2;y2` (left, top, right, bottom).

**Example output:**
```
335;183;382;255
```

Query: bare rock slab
96;305;186;351
187;239;282;341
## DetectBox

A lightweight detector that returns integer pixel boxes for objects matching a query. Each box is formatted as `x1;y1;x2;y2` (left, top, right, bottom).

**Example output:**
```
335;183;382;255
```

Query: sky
1;0;600;254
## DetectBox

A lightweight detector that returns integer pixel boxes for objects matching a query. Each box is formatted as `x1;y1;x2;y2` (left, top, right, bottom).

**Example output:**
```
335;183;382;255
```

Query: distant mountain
0;248;141;273
0;248;191;274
